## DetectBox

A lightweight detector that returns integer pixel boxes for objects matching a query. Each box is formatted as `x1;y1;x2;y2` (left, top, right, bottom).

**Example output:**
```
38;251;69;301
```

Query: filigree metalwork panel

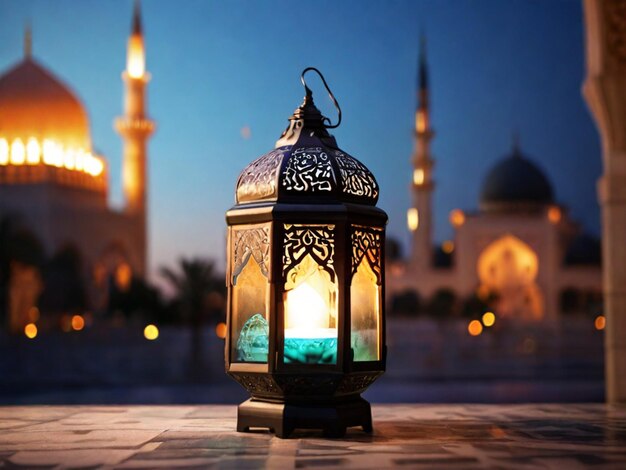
275;375;340;396
336;373;381;394
351;225;383;284
335;151;379;201
236;149;285;203
281;147;335;193
232;225;270;281
282;224;335;283
232;373;279;395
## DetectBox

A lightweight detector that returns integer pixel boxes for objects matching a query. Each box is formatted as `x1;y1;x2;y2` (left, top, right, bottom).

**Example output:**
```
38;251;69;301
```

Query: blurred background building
0;3;153;333
388;39;602;321
0;0;608;405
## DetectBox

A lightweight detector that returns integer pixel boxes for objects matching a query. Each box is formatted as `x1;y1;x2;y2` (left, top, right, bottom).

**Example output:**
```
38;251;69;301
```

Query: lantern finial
276;67;342;147
300;67;342;129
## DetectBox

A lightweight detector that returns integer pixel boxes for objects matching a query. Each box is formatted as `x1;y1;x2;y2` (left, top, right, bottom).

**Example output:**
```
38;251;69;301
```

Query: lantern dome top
235;68;379;206
235;143;380;206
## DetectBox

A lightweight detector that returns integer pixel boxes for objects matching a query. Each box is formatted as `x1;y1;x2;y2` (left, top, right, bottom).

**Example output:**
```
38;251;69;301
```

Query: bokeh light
441;240;454;254
449;209;466;228
144;324;159;340
215;322;227;339
71;315;85;331
548;206;562;223
468;320;483;336
482;312;496;327
595;315;606;331
24;323;38;339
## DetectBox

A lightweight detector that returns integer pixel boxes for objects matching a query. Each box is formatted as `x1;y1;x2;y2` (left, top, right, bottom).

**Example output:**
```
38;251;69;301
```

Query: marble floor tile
1;404;626;469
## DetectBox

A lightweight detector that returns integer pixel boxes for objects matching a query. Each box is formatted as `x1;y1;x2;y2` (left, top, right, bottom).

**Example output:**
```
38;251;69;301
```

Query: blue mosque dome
479;142;554;212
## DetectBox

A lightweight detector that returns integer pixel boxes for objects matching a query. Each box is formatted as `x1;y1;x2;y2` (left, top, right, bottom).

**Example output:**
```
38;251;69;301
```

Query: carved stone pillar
583;0;626;403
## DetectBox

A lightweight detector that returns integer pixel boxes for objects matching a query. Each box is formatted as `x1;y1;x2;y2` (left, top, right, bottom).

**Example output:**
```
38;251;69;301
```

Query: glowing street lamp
225;68;387;438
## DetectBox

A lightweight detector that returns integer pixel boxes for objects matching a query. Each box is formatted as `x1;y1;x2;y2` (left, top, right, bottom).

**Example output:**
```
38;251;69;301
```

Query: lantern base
236;397;373;439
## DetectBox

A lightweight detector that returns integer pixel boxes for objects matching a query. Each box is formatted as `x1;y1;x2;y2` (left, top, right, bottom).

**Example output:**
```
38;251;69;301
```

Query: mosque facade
387;41;602;320
0;3;153;332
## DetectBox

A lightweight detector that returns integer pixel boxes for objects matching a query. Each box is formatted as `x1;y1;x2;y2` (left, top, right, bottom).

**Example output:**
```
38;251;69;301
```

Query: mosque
387;41;602;320
0;3;153;332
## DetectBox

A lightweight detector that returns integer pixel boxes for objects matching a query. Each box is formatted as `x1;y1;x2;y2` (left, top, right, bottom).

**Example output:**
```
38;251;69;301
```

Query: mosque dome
479;142;554;212
0;57;90;149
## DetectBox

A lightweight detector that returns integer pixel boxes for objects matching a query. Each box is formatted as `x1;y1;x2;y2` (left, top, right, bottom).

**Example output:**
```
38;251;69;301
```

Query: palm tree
160;258;224;379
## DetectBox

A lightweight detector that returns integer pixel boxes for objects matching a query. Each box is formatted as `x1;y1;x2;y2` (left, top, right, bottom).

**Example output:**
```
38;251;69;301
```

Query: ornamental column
583;0;626;403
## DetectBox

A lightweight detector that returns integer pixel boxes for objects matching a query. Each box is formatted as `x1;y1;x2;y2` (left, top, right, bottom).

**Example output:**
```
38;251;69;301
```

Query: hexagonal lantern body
225;71;387;438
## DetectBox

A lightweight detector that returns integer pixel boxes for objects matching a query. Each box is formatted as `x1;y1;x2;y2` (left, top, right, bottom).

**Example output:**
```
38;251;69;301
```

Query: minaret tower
115;0;154;277
408;36;435;269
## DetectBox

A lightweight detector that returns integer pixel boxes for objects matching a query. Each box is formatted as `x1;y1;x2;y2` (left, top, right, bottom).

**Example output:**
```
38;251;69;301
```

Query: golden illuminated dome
0;57;90;149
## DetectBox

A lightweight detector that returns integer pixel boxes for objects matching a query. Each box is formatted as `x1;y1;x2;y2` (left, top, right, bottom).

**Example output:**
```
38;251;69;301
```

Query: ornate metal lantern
225;68;387;438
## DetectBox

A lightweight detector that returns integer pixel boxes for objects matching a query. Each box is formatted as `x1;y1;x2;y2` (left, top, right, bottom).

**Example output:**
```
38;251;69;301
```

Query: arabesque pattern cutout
281;147;335;193
232;226;270;281
335;151;379;201
351;225;383;284
282;224;335;284
236;149;285;203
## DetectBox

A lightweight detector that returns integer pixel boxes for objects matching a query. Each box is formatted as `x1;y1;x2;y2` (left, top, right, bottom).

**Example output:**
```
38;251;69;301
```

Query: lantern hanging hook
301;67;342;129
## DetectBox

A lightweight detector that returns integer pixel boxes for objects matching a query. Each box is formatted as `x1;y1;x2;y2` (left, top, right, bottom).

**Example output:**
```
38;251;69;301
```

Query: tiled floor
1;404;626;468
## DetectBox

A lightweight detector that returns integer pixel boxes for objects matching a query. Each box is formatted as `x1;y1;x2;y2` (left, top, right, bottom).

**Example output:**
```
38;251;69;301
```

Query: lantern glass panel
231;254;269;363
350;256;381;361
283;256;338;365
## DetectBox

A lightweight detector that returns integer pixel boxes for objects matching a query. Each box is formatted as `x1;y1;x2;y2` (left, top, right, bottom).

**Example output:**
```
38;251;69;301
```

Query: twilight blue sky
0;0;601;279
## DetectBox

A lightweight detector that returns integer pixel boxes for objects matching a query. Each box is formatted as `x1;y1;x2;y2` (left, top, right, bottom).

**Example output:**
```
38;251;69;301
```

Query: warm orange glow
413;168;425;185
477;235;543;320
283;253;337;341
64;149;76;170
449;209;466;228
407;208;419;232
416;110;427;133
24;323;38;339
351;256;381;361
442;240;454;254
10;138;25;164
1;136;104;177
595;315;606;331
285;281;335;339
548;206;562;224
0;138;8;165
42;139;60;166
482;311;496;327
115;263;132;291
468;320;483;336
144;324;159;340
215;322;227;339
26;138;40;164
127;35;145;79
71;314;85;331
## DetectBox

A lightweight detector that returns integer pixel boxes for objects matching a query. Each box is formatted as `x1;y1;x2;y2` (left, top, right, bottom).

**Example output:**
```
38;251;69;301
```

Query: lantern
225;68;387;438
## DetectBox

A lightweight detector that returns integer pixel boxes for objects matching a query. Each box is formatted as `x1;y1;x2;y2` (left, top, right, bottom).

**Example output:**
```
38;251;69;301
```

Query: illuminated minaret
408;36;435;269
115;0;154;276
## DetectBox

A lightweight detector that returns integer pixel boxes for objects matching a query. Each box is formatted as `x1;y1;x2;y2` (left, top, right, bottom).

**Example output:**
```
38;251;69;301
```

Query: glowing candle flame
285;281;336;339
